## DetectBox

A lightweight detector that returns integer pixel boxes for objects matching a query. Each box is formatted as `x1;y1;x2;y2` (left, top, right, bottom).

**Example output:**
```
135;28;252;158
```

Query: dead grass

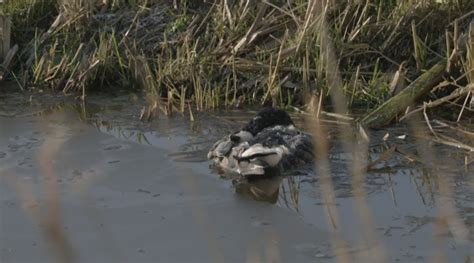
1;0;471;116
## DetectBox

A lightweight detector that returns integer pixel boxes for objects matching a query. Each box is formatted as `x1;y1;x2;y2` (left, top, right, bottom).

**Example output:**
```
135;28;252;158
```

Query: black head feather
242;108;294;136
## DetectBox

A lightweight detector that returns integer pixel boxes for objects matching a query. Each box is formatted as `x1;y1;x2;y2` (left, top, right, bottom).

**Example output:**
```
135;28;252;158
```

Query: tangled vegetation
3;0;474;113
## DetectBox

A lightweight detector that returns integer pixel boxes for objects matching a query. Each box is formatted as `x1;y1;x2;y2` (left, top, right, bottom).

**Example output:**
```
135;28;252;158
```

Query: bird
208;107;314;179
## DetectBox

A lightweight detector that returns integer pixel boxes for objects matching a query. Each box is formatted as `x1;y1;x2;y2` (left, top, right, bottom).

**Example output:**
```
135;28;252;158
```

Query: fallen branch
361;21;473;128
360;59;447;128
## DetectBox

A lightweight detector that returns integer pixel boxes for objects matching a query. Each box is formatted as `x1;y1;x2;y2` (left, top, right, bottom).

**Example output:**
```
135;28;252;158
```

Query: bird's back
248;125;314;171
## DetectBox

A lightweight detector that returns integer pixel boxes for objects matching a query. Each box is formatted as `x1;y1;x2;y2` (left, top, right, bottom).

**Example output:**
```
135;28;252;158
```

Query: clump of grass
5;0;474;113
3;0;58;44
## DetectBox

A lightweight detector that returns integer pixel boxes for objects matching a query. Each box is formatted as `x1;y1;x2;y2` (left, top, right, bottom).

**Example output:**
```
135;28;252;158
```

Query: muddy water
1;90;473;262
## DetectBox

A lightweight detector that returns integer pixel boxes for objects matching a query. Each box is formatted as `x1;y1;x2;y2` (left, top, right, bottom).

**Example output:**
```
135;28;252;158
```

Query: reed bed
3;0;473;114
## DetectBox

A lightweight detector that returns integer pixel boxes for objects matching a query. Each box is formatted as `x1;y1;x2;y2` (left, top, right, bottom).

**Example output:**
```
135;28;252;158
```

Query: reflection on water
1;90;473;262
234;176;283;204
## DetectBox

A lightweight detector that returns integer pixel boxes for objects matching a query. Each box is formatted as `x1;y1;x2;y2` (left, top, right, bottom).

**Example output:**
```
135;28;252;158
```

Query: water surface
1;90;473;262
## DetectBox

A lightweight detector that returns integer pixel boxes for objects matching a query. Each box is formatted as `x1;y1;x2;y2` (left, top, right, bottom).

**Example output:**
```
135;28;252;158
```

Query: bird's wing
280;132;314;169
240;144;278;159
207;136;233;159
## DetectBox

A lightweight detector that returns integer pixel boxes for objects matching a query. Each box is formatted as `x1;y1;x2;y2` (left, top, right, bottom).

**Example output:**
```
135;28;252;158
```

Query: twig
400;84;471;121
432;133;474;152
456;90;471;122
423;103;438;139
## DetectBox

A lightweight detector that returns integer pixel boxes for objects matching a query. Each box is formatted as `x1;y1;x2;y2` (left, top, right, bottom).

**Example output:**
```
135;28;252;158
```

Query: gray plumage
208;108;314;178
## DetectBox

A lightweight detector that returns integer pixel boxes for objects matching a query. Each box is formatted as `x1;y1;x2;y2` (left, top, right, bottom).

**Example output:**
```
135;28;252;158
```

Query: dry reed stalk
431;133;474;152
409;111;472;256
432;120;474;139
261;30;287;106
421;107;474;152
465;21;474;109
36;113;76;263
282;176;301;213
7;0;474;116
289;180;301;212
400;83;472;121
306;95;351;263
309;1;387;261
350;125;388;262
322;1;387;261
175;164;225;262
407;114;469;263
